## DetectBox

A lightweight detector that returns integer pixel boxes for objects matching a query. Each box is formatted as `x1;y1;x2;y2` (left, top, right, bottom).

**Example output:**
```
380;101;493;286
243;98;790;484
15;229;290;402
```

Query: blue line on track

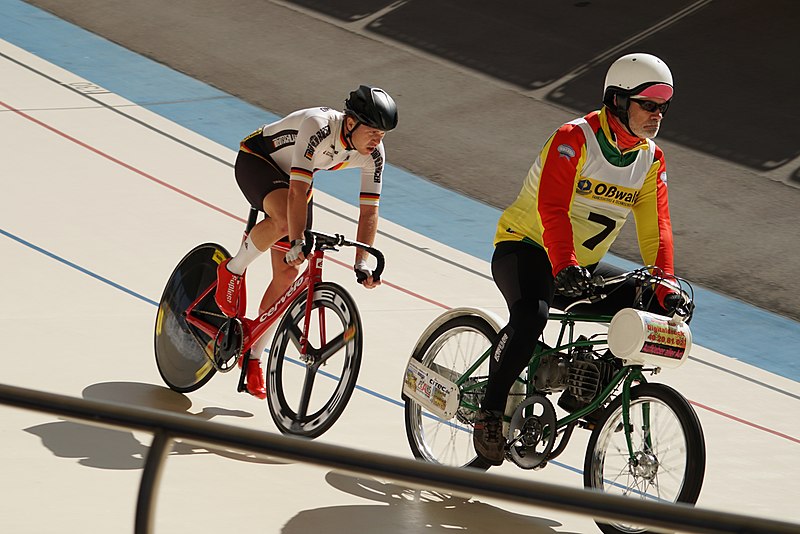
0;228;158;306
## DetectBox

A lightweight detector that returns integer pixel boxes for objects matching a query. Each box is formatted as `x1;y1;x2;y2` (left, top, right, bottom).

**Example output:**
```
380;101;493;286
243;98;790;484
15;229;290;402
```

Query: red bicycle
154;208;385;438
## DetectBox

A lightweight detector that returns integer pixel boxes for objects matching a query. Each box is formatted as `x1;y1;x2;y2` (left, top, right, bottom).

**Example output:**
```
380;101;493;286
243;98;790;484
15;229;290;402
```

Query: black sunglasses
631;99;670;114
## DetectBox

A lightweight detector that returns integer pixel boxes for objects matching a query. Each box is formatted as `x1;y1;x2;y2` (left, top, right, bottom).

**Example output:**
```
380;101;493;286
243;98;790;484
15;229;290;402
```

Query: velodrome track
1;3;799;533
22;0;800;328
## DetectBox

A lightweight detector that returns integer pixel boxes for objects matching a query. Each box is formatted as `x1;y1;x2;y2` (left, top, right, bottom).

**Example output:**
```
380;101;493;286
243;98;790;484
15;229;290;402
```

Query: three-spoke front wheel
266;282;362;439
584;383;706;534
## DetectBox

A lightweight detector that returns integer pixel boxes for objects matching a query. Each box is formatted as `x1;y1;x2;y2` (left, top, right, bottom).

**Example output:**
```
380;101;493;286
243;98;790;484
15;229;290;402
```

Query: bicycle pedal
579;420;597;431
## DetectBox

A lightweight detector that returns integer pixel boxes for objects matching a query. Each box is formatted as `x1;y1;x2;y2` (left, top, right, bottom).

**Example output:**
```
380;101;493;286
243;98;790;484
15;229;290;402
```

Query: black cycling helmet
344;85;398;131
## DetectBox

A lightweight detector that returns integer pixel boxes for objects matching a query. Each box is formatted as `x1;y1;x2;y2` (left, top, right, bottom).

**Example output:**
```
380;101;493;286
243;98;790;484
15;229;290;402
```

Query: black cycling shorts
234;150;313;236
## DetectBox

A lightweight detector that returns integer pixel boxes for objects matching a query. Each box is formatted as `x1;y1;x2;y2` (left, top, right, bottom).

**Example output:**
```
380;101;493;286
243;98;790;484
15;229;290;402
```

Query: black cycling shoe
473;409;505;466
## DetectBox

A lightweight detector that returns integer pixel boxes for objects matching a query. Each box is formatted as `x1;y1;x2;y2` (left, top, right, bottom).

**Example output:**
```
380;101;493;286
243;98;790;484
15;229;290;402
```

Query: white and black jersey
240;107;385;206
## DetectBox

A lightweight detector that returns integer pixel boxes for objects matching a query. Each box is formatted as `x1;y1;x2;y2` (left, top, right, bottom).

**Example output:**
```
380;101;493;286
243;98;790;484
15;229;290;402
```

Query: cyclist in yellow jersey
474;53;692;465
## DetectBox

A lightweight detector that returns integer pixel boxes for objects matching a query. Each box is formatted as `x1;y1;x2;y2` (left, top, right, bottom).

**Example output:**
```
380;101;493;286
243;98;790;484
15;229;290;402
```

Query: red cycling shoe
245;358;267;399
215;258;246;317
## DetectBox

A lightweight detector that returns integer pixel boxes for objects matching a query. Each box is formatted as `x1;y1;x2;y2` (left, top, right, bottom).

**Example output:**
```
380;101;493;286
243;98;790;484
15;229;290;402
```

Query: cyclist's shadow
23;381;279;470
282;471;580;534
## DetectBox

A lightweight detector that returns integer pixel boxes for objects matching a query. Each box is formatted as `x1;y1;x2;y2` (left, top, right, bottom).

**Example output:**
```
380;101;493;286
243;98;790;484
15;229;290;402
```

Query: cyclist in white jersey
214;85;398;399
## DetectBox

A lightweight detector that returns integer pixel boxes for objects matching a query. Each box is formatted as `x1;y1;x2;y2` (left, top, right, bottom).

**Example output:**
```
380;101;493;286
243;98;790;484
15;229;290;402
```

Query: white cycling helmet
603;53;673;130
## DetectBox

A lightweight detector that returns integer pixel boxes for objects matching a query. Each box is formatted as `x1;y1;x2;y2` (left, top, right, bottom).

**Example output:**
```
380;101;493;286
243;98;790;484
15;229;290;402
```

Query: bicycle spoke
267;282;362;439
294;365;319;423
315;329;353;366
585;384;705;533
404;315;497;469
284;322;304;351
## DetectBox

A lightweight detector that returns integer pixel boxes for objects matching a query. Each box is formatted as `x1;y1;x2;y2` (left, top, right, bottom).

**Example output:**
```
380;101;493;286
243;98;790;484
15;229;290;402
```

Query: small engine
531;353;569;393
566;349;617;403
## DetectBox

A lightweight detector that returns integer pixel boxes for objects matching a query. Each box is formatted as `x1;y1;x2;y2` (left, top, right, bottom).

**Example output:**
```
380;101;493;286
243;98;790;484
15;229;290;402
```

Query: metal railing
1;383;796;534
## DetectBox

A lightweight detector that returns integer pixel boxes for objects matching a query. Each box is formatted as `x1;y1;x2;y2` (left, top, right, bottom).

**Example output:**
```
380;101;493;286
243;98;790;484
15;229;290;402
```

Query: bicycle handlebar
591;270;682;293
303;230;386;283
566;267;694;319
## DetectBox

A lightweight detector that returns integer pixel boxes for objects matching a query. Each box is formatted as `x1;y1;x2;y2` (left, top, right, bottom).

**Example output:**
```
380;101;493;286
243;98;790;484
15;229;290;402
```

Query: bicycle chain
193;308;227;320
183;308;237;373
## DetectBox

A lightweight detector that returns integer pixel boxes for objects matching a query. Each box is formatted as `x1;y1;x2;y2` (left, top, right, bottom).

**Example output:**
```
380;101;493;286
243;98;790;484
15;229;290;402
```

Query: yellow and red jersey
495;107;674;278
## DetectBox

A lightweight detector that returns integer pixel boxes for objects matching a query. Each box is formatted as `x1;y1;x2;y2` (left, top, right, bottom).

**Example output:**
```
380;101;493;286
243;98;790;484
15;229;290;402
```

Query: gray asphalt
27;0;800;322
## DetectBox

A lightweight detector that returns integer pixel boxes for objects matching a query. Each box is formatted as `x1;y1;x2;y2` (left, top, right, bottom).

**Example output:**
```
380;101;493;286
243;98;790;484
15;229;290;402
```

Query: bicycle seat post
244;207;259;236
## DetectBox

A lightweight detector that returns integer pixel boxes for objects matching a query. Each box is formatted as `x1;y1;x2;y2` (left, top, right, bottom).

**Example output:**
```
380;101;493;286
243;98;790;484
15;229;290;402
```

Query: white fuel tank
607;308;692;369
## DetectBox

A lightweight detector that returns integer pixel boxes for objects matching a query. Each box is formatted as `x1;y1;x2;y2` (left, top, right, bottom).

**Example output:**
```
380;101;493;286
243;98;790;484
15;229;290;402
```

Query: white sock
227;234;264;275
250;322;278;366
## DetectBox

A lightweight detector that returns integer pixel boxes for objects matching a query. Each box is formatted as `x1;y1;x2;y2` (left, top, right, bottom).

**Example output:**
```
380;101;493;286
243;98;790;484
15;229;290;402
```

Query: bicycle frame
453;308;651;462
404;266;700;512
183;246;326;359
154;203;386;438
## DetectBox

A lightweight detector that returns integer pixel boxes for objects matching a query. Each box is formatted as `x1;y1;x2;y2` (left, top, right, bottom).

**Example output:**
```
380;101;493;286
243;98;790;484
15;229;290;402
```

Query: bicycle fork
298;252;326;361
291;254;327;425
622;368;650;465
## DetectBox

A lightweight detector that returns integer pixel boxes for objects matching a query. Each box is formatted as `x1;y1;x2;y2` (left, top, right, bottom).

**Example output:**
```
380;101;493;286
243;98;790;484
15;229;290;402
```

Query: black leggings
482;240;670;411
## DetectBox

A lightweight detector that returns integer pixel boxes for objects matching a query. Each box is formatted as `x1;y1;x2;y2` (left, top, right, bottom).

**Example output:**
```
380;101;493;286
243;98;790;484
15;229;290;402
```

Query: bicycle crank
507;395;557;469
211;318;243;372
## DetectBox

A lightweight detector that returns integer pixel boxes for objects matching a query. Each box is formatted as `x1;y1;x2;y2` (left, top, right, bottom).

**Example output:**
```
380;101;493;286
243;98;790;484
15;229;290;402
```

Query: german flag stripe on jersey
359;192;380;206
290;167;314;183
239;142;272;163
235;108;384;215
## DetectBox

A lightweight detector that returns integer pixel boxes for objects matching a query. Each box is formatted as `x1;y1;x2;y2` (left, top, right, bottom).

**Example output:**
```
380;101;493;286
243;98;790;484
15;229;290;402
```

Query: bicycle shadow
281;471;581;534
23;381;283;470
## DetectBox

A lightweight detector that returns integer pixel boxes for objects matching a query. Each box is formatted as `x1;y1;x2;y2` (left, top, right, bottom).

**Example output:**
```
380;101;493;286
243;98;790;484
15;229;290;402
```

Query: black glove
662;292;694;317
554;265;592;298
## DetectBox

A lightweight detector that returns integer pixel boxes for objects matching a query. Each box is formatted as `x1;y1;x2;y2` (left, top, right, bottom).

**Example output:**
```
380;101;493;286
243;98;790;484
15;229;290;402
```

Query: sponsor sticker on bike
403;359;459;419
641;314;688;360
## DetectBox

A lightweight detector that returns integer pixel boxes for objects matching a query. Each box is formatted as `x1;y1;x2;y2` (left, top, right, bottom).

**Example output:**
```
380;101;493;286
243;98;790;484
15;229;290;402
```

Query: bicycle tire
404;315;498;470
266;281;362;439
584;383;706;534
154;243;230;393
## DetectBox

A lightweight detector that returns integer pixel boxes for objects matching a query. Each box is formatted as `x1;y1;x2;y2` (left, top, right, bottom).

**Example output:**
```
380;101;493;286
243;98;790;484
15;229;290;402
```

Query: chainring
211;318;243;372
507;395;557;469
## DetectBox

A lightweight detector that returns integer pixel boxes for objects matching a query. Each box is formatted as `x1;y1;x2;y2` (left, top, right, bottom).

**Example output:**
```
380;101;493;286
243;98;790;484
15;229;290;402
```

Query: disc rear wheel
154;243;229;392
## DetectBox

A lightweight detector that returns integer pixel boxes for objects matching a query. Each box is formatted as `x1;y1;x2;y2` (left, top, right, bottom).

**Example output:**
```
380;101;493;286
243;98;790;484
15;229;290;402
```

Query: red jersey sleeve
537;123;587;276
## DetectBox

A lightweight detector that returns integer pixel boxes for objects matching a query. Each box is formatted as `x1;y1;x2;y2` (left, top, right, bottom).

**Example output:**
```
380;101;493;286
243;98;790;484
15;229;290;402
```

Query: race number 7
582;212;616;250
